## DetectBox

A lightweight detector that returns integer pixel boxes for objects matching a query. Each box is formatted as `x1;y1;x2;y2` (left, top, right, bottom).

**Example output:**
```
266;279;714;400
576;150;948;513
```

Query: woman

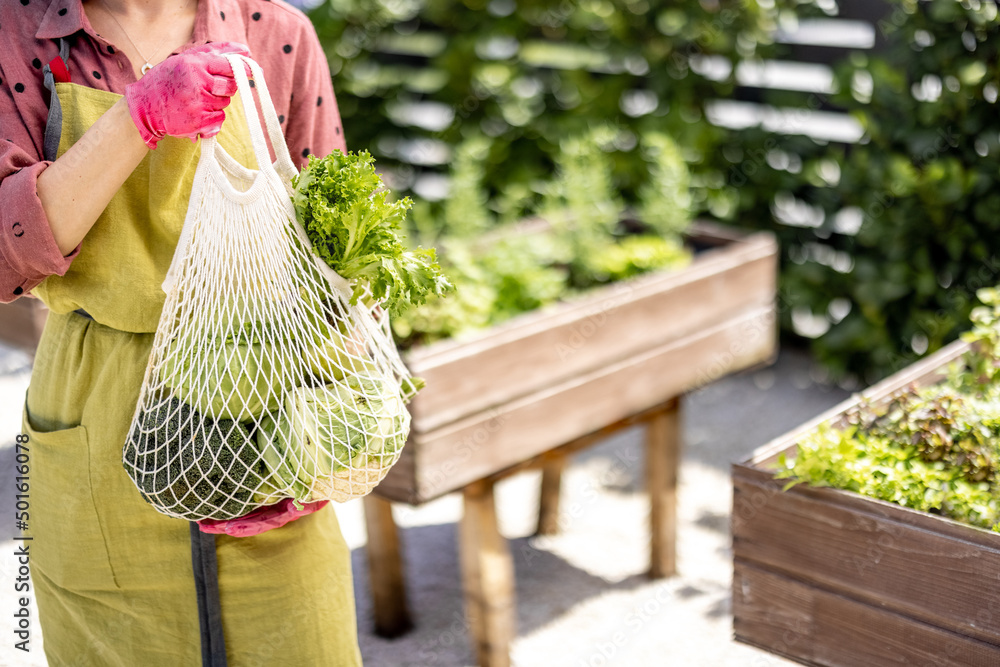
0;1;362;664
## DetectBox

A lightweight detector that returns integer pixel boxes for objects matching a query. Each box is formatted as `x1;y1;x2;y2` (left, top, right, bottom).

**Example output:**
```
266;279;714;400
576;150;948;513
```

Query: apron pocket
22;404;119;592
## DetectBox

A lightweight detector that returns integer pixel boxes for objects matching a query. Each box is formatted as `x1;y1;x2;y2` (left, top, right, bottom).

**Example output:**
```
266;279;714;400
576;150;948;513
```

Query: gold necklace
98;0;193;76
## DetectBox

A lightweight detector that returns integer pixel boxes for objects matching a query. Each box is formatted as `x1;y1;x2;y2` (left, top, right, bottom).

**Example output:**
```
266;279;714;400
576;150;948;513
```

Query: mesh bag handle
225;54;298;183
165;55;356;300
165;54;310;294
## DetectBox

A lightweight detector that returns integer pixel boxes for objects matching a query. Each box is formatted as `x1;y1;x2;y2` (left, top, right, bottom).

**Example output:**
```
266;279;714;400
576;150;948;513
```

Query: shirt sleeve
281;17;347;168
0;78;81;304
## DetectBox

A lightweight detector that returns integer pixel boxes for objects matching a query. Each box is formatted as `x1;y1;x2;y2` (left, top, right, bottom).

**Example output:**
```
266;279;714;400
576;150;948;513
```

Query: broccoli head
124;397;268;520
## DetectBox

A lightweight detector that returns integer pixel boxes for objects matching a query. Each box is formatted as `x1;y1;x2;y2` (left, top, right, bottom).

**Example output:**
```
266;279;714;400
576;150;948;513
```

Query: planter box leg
647;398;681;579
460;480;515;667
535;455;566;536
363;495;413;638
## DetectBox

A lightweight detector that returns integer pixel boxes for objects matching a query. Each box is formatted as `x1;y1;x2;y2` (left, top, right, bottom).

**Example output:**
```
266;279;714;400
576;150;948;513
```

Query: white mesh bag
124;55;414;521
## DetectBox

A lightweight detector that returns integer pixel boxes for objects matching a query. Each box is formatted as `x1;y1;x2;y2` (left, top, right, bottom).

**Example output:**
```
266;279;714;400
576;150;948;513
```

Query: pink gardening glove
124;42;252;149
197;498;330;538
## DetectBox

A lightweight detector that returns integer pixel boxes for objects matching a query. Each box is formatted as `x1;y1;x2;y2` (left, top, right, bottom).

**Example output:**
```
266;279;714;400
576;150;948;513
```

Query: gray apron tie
190;524;229;667
41;38;69;162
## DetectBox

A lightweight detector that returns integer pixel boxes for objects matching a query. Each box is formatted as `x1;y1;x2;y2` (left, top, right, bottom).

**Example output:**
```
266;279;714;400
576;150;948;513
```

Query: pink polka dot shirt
0;0;346;300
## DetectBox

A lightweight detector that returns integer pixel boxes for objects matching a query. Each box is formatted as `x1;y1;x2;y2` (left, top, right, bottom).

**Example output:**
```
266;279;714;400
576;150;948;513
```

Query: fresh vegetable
571;234;690;287
124;398;272;520
161;336;299;422
843;387;1000;483
777;287;1000;532
389;243;504;348
297;287;425;400
305;326;371;384
292;149;451;313
400;375;426;403
393;127;693;347
777;393;1000;532
133;150;437;520
296;286;379;384
392;229;691;348
256;375;409;504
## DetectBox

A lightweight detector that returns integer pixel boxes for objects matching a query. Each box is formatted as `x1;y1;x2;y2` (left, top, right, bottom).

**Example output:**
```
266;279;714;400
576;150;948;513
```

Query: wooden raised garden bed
364;221;779;666
732;339;1000;666
380;220;779;504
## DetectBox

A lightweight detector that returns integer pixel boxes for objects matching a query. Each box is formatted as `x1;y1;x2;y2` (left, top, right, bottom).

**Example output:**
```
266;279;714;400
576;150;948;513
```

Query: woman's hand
39;43;253;254
125;42;251;149
196;498;330;538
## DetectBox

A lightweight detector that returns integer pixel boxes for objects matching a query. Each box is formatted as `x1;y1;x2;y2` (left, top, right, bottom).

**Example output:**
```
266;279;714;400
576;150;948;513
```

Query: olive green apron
23;73;362;666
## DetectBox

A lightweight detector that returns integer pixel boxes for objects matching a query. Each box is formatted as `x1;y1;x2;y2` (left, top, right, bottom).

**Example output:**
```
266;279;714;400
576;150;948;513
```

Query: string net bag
124;55;415;521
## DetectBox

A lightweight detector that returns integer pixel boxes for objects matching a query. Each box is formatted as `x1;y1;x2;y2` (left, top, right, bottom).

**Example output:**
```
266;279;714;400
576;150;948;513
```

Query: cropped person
0;0;361;664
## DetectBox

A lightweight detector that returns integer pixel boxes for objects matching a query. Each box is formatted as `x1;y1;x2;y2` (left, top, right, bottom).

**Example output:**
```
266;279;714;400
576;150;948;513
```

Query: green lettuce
292;149;452;313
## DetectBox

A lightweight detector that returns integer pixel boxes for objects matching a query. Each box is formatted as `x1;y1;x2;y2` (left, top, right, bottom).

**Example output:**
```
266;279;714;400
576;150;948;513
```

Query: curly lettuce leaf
292;149;451;312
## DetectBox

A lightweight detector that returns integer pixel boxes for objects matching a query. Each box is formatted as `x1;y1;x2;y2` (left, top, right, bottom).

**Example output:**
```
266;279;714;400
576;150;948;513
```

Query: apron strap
189;523;228;667
41;38;70;162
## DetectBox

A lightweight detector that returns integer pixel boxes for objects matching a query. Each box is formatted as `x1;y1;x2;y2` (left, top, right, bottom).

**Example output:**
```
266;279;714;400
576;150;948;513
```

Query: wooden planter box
0;298;48;354
732;340;1000;666
377;221;779;504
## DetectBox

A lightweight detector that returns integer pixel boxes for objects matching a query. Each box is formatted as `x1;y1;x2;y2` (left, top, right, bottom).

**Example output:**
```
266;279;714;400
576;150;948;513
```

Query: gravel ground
0;340;850;667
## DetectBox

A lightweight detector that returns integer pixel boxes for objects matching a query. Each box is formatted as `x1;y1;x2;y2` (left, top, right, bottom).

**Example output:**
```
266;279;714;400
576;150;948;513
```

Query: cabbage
304;316;378;384
256;376;409;503
294;285;380;384
162;337;300;422
307;334;368;383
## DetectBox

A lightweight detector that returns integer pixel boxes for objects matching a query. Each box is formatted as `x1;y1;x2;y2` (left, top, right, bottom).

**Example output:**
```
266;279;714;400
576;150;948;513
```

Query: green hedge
729;0;1000;382
308;0;803;220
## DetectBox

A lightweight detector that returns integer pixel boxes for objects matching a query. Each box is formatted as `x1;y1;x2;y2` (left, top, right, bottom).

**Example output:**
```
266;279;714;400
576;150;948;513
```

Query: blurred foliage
310;0;1000;380
828;1;1000;382
309;0;803;347
391;127;691;347
308;0;808;212
728;0;1000;383
777;286;1000;532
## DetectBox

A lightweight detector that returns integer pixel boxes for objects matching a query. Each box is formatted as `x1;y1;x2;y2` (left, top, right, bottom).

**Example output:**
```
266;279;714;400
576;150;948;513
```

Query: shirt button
13;286;23;296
